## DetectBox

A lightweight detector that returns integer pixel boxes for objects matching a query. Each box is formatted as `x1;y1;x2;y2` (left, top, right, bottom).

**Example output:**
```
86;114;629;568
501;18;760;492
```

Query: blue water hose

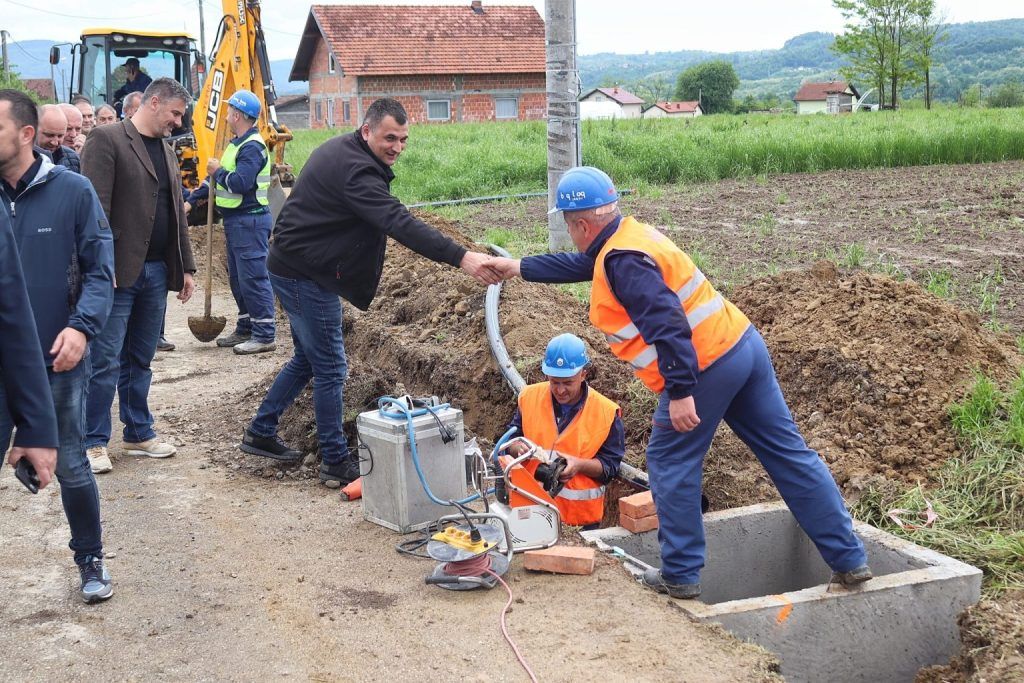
376;396;488;506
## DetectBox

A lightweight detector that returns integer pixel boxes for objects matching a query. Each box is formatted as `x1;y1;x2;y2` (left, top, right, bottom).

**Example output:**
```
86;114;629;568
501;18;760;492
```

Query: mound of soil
916;591;1024;683
705;261;1023;506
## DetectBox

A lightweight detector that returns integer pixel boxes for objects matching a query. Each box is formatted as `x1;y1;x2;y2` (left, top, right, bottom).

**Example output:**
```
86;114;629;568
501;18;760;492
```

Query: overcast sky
1;0;1021;61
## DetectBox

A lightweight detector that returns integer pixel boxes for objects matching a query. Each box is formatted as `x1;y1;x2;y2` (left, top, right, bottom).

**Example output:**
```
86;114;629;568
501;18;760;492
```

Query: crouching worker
505;334;625;529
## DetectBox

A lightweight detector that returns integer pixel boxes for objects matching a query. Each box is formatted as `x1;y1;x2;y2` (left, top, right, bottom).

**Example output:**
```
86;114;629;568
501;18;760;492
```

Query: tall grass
852;371;1024;594
287;108;1024;203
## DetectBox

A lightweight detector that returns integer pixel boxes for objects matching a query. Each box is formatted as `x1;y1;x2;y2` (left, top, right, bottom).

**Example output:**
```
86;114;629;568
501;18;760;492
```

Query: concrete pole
545;0;581;252
198;0;208;64
1;31;10;81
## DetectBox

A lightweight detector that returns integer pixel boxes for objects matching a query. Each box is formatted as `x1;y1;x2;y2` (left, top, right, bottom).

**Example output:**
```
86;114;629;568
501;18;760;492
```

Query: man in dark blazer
80;77;196;473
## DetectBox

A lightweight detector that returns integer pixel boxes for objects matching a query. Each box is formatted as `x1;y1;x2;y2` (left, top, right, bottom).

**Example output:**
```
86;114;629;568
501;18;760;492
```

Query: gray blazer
80;118;195;291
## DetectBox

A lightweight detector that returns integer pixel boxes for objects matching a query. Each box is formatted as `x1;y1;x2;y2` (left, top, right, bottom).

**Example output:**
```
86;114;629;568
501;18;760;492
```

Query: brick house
289;2;547;128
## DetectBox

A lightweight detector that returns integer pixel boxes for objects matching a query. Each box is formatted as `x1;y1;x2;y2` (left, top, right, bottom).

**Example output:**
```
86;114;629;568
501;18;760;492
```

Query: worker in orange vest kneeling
506;334;625;529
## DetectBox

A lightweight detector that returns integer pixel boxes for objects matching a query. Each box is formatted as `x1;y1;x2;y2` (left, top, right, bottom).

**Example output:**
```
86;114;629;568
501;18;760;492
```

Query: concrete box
582;501;981;683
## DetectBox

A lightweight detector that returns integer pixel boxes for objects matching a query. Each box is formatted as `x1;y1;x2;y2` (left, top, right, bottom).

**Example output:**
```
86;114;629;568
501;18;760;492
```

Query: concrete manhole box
582;501;981;683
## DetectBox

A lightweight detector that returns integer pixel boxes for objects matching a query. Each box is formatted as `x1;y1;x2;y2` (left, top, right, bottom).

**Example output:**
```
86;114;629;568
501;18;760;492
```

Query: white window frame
342;100;351;122
495;97;518;120
327;99;335;128
426;99;451;121
328;53;337;74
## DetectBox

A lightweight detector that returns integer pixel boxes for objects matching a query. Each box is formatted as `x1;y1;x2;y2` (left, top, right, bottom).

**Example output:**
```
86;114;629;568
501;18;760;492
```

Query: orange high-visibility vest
590;216;750;393
518;382;620;527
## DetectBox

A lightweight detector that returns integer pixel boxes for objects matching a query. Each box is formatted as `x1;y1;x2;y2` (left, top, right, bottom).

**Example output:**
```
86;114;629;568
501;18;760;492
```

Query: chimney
471;1;483;13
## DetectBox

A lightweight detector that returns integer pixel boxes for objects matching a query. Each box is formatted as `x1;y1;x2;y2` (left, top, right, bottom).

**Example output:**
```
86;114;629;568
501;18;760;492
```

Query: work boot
233;340;276;355
157;337;175;352
122;438;177;458
239;429;301;462
86;445;113;474
319;457;361;489
832;565;873;587
215;331;250;348
78;555;113;604
641;568;701;599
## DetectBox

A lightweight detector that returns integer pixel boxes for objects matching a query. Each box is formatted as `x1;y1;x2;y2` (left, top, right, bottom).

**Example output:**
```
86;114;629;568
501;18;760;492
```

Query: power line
0;0;177;21
9;38;45;63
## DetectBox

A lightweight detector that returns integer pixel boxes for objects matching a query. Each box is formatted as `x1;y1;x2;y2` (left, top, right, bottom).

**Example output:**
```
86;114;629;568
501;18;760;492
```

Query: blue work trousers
223;212;275;343
646;328;867;584
0;360;104;564
249;274;349;464
86;260;167;448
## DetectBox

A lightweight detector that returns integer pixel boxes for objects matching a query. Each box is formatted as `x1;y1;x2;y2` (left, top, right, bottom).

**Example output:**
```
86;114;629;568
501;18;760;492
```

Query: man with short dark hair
35;104;80;172
240;97;499;487
113;58;152;103
122;92;143;120
81;77;196;474
0;88;116;603
95;104;117;126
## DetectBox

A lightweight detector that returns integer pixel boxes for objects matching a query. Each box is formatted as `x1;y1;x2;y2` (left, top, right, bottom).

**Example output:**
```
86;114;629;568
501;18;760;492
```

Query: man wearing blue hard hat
505;333;625;529
186;89;276;355
486;166;870;598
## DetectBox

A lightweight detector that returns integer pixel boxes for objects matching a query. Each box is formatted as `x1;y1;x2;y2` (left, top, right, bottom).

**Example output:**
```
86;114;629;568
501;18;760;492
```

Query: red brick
619;490;656;519
620;513;659;534
523;546;596;575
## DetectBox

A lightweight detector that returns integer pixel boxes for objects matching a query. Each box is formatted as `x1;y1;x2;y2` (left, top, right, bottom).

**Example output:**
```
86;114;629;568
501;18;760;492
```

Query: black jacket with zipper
268;130;466;310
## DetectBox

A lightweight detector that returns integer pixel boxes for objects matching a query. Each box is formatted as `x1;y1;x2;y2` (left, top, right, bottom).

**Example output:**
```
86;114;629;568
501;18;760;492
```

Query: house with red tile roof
289;2;547;127
643;101;703;119
794;81;860;115
23;78;56;102
579;86;644;119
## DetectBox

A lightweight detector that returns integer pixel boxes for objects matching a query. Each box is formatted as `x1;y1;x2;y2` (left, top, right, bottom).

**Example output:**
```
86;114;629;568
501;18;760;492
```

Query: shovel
187;185;227;342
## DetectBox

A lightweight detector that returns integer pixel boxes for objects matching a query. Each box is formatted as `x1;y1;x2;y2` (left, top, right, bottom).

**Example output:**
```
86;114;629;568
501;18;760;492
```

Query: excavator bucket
268;176;291;226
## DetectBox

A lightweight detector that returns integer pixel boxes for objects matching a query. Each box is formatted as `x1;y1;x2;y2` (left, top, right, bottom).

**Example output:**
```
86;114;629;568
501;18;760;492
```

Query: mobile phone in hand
14;459;40;494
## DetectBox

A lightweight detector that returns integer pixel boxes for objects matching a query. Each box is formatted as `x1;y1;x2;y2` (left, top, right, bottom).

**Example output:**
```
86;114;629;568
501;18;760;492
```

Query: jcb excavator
52;0;293;217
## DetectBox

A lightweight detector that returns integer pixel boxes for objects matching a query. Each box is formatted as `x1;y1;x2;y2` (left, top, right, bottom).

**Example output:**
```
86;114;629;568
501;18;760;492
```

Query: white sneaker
122;438;177;459
87;446;113;474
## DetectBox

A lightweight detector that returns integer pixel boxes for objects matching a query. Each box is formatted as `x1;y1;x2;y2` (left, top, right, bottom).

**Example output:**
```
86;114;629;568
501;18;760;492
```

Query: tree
910;4;948;109
986;81;1024;108
958;83;982;108
674;60;739;114
0;65;43;103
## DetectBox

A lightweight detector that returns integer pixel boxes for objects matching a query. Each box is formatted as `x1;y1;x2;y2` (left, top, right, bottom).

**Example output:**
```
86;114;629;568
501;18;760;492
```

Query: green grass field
287;108;1024;203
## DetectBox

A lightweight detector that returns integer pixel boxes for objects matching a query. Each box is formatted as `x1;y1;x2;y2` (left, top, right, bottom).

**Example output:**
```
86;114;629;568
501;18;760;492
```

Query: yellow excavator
53;0;293;217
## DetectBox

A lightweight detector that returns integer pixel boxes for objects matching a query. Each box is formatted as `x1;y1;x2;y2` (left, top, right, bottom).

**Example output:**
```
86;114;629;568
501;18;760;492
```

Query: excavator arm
184;0;293;214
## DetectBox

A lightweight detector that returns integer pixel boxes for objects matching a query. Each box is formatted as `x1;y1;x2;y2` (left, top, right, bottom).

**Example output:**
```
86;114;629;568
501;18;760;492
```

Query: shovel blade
188;315;227;342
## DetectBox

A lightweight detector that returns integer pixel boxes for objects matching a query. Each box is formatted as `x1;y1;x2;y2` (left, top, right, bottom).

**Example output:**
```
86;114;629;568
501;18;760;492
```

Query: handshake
458;253;522;286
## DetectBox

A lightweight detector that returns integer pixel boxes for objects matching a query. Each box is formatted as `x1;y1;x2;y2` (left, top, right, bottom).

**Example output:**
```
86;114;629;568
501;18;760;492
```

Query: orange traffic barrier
341;477;362;501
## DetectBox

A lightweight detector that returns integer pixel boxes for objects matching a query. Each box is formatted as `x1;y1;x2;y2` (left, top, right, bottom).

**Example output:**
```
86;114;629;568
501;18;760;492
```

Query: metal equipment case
356;406;467;533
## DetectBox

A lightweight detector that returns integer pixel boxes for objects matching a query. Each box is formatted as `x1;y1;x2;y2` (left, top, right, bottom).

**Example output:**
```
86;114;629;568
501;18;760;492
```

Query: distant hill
12;17;1024;104
579;18;1024;102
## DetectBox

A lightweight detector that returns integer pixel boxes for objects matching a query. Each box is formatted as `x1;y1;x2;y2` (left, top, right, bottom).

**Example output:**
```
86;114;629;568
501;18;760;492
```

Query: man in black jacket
241;98;499;487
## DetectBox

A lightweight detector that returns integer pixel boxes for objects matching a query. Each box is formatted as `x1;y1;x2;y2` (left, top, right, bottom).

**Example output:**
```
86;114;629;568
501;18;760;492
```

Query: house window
426;99;451;121
327;99;335;128
315;100;322;122
343;101;351;122
495;97;518;119
328;53;337;74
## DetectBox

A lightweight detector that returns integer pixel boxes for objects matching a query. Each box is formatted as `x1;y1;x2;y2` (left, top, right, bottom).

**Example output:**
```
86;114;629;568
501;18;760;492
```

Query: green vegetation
841;242;867;269
923;269;956;298
674;60;740;114
852;372;1024;594
289;107;1024;203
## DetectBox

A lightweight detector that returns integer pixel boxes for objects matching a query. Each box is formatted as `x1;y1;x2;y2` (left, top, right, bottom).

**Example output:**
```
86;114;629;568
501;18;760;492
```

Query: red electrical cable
442;554;538;682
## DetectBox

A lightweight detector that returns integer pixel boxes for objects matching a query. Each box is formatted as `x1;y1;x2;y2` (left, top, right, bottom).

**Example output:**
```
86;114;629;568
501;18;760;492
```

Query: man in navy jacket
0;90;116;603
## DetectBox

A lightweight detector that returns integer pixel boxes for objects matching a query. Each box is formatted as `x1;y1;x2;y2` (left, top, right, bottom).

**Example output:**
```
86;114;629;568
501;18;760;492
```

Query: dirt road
0;294;776;681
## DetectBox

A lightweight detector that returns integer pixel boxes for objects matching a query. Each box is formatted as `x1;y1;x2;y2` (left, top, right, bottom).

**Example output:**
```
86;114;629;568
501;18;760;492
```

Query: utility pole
545;0;581;252
1;31;10;82
198;0;208;64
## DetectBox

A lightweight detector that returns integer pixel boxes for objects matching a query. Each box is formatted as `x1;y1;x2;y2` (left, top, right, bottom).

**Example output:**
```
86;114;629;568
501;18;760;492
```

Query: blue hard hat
542;333;590;378
549;166;619;214
227;89;261;119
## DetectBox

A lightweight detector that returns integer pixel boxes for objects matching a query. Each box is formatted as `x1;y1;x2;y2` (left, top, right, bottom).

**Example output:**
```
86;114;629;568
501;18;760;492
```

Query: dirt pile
916;591;1024;683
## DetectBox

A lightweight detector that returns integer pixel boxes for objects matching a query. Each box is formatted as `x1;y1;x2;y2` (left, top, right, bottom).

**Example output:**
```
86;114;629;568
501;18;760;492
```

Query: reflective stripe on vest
590;216;750;393
215;131;271;208
518;382;620;527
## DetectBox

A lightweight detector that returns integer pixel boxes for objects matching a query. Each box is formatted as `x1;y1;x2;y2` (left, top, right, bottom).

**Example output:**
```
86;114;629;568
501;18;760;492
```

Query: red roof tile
292;4;545;79
23;78;56;101
794;81;857;101
584;86;644;105
652;101;701;113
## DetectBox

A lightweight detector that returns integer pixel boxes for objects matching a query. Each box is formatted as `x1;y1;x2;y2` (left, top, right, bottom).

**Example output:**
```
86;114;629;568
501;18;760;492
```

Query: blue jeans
86;260;168;447
250;274;348;463
645;328;867;584
0;360;104;564
223;212;275;342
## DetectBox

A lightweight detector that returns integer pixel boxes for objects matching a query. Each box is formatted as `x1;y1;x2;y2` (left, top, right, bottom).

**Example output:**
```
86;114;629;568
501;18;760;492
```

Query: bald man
59;103;83;148
74;100;96;134
122;92;142;120
36;104;81;173
96;104;117;126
